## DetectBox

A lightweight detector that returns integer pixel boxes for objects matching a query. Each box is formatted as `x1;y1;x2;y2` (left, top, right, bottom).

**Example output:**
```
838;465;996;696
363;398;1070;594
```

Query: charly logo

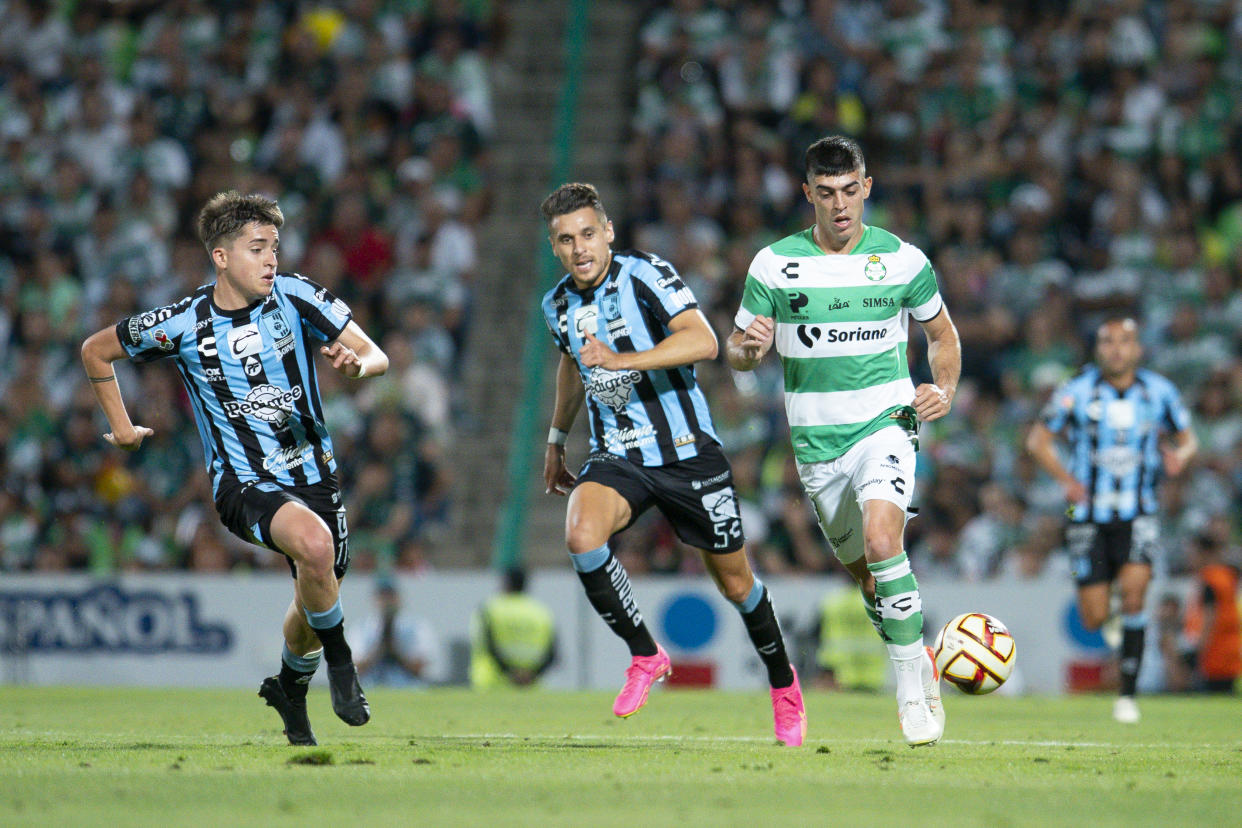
586;367;642;411
864;254;887;281
222;384;303;424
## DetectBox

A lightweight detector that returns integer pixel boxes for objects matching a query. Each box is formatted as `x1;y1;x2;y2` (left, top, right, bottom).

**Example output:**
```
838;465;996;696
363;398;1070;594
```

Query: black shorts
577;442;745;553
215;479;350;579
1065;515;1159;587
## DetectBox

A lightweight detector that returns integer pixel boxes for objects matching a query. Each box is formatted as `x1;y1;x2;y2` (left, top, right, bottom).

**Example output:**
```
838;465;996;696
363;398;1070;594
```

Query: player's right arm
1025;421;1087;504
544;353;584;496
725;317;774;371
80;326;154;451
726;251;778;371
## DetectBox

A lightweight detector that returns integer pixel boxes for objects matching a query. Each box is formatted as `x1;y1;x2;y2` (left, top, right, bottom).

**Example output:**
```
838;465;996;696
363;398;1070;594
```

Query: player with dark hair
1027;316;1196;722
726;136;961;746
81;190;388;745
539;182;807;746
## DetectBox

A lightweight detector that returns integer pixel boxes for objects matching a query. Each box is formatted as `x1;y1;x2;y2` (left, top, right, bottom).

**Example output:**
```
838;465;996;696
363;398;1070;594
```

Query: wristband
548;427;568;446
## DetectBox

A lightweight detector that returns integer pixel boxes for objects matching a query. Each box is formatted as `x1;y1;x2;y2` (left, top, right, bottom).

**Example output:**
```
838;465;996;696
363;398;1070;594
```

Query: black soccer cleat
258;676;318;746
327;661;371;726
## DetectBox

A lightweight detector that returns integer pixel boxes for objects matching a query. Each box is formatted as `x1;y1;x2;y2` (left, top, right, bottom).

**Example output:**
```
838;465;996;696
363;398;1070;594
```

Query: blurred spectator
1182;527;1241;693
469;568;556;689
351;575;446;687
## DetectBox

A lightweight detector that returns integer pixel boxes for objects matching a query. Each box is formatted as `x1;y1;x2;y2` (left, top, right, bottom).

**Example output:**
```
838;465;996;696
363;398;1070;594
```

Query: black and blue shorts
215;479;350;579
577;442;745;553
1065;515;1159;587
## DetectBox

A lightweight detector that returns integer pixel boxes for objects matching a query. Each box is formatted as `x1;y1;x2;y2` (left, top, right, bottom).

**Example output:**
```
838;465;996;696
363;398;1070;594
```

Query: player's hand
104;425;153;451
739;316;774;361
579;331;622;369
1061;478;1088;504
1161;445;1189;477
912;383;952;422
543;444;576;496
321;342;365;377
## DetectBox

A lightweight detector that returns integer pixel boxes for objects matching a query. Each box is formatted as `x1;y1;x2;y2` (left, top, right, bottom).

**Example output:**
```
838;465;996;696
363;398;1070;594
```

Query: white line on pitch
436;734;1219;749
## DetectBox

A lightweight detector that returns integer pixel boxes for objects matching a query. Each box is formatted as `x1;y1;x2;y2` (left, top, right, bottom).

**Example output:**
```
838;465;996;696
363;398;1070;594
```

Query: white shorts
796;426;917;565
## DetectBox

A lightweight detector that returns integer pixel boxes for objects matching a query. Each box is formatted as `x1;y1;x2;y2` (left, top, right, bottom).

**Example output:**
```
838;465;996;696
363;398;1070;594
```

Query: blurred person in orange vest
1182;531;1241;693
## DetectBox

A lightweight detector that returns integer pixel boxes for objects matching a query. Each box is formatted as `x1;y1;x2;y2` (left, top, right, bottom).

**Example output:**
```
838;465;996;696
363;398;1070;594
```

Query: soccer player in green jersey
725;136;962;746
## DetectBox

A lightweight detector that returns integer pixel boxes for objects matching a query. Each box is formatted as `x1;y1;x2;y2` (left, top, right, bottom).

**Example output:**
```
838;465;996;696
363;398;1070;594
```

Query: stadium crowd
610;0;1242;586
2;0;1242;596
0;0;503;573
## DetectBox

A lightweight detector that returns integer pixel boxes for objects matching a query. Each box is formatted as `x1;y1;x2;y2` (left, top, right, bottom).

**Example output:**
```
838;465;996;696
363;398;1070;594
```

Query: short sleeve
1162;381;1192;433
281;273;352;341
906;257;944;322
735;272;777;331
631;254;697;327
1041;381;1077;433
115;297;194;364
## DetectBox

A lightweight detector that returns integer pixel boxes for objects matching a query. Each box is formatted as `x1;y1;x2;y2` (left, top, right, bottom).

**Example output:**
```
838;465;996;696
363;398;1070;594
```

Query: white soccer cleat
899;697;942;747
1113;695;1140;724
923;645;945;732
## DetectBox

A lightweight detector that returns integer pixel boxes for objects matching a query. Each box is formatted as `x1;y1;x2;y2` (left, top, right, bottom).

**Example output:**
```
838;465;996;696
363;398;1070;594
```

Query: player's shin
868;552;926;702
571;544;658;657
279;643;322;699
304;599;354;665
1119;613;1146;697
733;578;794;688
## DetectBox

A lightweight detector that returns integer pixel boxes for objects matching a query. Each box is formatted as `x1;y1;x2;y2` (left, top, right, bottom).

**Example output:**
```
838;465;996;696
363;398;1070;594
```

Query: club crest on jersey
586;367;642;411
864;254;887;281
601;293;621;321
262;310;295;356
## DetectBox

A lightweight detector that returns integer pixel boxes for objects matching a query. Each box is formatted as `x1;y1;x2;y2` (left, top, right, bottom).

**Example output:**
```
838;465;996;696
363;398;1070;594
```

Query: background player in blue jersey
539;183;807;746
80;191;389;745
1027;317;1196;723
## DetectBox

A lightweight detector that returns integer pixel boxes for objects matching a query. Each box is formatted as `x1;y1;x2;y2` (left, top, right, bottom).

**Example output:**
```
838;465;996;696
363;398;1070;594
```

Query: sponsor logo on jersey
262;442;313;473
656;274;680;289
153;329;174;351
691;470;729;491
330;298;351;320
864;254;887;281
827;297;850;310
787;291;810;320
674;434;697;448
670;286;695;306
197;336;217;358
222;384;303;423
139;306;176;329
829;528;854;547
244;356;262;377
574;305;599;338
701;488;738;522
863;297;895;308
604;423;656;450
586;367;642;411
227;324;262;359
194;317;214;331
125;317;142;346
203;367;225;382
820;326;886;343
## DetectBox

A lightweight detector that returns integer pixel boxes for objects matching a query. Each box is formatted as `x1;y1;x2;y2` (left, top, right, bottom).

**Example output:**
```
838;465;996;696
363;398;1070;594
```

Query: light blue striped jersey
1041;366;1191;523
115;273;352;496
542;249;720;466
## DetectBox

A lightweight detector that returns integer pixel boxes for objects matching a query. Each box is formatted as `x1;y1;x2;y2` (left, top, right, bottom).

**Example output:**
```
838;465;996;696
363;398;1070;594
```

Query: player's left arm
1162;427;1197;476
912;306;961;423
321;320;389;379
578;308;718;371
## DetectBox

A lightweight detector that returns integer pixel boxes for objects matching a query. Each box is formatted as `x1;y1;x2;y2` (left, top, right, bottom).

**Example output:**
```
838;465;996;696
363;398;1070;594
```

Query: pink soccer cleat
770;668;807;746
613;645;672;718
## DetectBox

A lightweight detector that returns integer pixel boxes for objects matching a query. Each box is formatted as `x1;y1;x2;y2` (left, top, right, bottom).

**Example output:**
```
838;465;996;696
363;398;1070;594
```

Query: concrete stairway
446;0;643;567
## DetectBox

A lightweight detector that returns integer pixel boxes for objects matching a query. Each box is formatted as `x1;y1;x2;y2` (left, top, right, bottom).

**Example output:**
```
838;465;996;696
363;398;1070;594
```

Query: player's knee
718;574;753;605
1079;606;1109;631
565;521;608;557
863;527;901;560
287;528;335;578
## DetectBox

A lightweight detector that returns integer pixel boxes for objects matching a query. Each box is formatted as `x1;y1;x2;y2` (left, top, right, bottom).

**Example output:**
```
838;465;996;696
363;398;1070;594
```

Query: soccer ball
933;612;1016;695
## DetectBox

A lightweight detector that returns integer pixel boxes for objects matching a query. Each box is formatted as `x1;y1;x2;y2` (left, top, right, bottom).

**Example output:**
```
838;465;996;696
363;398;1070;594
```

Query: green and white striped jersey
735;224;943;462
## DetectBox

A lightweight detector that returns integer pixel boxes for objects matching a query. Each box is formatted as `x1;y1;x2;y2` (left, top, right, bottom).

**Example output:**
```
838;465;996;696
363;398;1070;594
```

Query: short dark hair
503;567;527;593
540;182;607;225
804;135;866;182
196;191;284;252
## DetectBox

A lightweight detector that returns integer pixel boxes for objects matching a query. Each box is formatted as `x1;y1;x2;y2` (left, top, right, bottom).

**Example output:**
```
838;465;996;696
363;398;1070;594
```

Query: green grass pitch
1;685;1238;827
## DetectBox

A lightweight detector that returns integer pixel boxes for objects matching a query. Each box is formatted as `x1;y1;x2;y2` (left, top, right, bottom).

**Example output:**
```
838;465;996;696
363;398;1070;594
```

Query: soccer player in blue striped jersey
81;191;389;745
539;183;806;746
1027;317;1196;723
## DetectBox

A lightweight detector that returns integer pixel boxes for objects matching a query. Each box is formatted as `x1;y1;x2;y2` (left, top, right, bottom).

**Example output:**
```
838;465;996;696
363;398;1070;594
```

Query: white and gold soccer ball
933;612;1017;695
